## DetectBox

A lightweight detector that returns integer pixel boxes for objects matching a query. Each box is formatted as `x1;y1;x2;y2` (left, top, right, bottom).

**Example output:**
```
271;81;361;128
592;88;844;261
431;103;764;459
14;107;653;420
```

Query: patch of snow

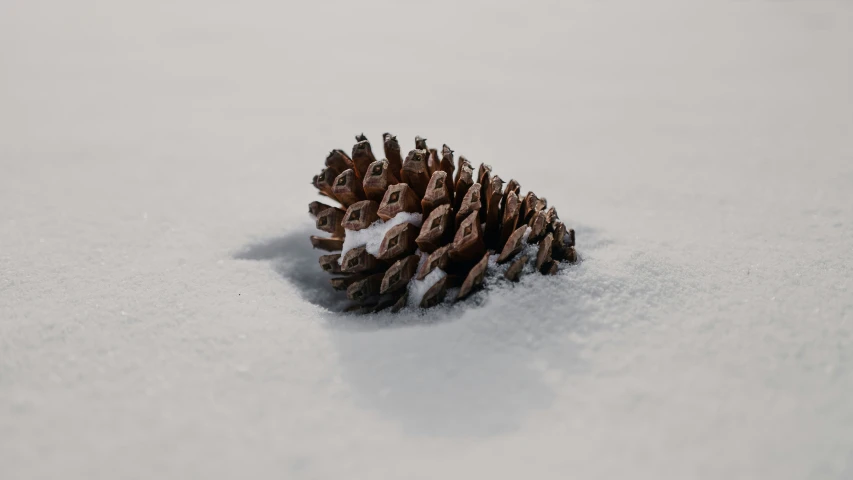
338;212;423;261
486;226;538;278
407;266;447;308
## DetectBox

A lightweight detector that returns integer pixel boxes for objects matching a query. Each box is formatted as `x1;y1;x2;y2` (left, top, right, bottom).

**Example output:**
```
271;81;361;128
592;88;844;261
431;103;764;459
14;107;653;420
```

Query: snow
339;212;423;261
2;0;853;479
407;266;448;308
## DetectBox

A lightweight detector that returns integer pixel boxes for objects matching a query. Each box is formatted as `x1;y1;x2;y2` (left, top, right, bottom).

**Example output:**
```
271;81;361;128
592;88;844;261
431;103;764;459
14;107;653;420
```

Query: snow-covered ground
2;0;852;478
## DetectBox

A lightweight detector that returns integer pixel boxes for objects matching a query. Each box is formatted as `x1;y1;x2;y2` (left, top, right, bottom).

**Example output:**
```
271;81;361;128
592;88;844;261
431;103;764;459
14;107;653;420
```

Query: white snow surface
2;1;853;479
339;212;423;261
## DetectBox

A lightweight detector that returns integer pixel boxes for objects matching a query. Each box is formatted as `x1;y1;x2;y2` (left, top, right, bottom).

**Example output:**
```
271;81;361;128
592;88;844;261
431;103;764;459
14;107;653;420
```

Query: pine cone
309;133;577;312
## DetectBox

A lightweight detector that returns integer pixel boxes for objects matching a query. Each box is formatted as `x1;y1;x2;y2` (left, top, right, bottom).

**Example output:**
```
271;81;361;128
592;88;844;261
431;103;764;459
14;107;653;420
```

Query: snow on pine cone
309;133;577;313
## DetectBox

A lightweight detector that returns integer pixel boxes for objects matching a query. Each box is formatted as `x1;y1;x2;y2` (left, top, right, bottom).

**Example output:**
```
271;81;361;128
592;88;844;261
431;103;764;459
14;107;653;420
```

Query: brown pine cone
309;134;577;312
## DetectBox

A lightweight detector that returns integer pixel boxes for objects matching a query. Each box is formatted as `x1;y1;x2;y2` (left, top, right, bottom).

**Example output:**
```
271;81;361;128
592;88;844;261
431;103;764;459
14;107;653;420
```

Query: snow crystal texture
339;212;423;261
407;266;448;308
2;1;852;479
